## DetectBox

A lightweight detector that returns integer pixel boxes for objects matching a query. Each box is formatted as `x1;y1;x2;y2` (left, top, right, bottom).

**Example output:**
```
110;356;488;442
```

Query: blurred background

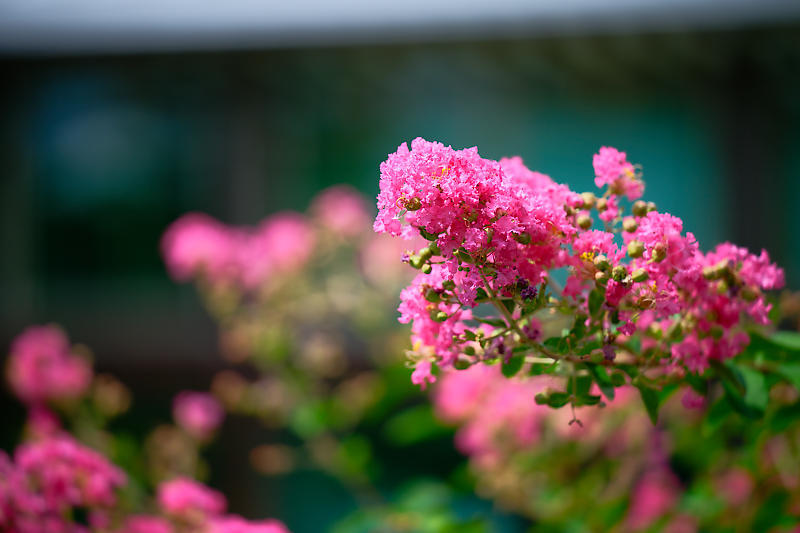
1;1;800;531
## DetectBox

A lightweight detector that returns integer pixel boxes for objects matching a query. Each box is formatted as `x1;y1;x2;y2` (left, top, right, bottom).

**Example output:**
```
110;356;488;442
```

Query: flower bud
651;243;667;262
405;197;422;211
442;280;456;291
595;271;610;283
702;265;718;280
580;192;596;209
610;371;626;387
453;357;471;370
612;265;628;282
424;288;441;302
627;240;645;258
593;254;611;271
710;325;724;340
410;256;424;269
632;200;648;217
596;198;608;212
716;279;729;295
631;268;649;283
647;201;657;212
646;323;662;339
576;214;593;230
513;232;531;245
667;321;683;340
741;286;759;302
534;392;549;405
623;217;639;232
431;310;448;322
421;264;432;274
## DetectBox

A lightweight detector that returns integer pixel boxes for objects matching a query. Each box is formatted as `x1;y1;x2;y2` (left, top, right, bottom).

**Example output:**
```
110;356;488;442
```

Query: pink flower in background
119;515;174;533
627;468;680;530
157;477;227;518
208;515;290;533
237;212;315;288
173;392;225;440
715;468;753;507
311;185;371;237
161;213;238;282
681;388;706;410
359;233;425;287
25;406;62;439
11;436;126;517
6;325;91;405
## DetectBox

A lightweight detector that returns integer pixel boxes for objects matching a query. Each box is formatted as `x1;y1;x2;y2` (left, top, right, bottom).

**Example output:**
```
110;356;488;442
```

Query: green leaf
547;392;570;408
571;314;587;339
636;384;660;424
567;374;593;397
382;405;450;446
710;360;746;396
587;363;615;401
502;354;525;378
777;363;800;390
588;289;604;317
738;365;768;411
500;298;515;313
575;394;602;406
473;316;506;328
767;331;800;351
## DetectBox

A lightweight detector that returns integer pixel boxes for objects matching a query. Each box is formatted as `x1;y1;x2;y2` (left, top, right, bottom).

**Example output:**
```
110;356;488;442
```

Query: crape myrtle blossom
375;137;784;414
162;210;315;290
6;325;91;405
173;391;225;441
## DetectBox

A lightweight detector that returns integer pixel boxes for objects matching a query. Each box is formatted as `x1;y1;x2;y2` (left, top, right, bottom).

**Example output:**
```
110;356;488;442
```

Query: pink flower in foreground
173;391;225;440
311;185;371;237
6;326;92;405
593;146;643;200
157;477;227;519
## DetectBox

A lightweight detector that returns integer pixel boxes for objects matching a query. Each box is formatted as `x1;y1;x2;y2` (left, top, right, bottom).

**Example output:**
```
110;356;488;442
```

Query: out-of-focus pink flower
311;185;371;237
359;233;424;287
627;468;680;530
25;406;62;439
237;212;315;288
161;213;238;283
173;391;225;440
157;477;227;518
6;326;92;405
119;515;174;533
681;388;706;410
208;515;290;533
715;467;753;507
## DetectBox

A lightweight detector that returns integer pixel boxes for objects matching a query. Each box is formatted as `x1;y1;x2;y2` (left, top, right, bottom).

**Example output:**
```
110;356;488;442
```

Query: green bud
564;205;576;216
419;247;434;262
513;232;532;245
593;254;611;271
463;345;476;355
612;265;628;282
431;310;448;322
710;325;724;340
421;264;432;274
631;268;649;283
442;280;456;291
595;271;610;283
580;192;596;209
627;240;645;258
428;242;441;255
596;198;608;212
405;197;422;211
646;323;662;339
667;321;683;340
702;266;718;280
646;201;657;213
741;286;759;302
534;392;549;405
610;371;626;387
453;357;471;370
716;279;729;295
632;200;648;217
577;214;593;230
651;243;667;262
484;228;494;244
424;288;441;302
623;217;639;233
410;256;424;269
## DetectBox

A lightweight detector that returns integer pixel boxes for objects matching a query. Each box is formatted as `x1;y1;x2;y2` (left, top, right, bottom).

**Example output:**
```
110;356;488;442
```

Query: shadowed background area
1;3;799;531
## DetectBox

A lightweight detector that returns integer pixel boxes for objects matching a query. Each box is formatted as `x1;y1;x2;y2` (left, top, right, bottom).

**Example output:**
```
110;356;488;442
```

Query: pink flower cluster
0;436;126;533
6;325;91;405
173;391;225;441
135;477;289;533
375;138;785;382
162;212;315;289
